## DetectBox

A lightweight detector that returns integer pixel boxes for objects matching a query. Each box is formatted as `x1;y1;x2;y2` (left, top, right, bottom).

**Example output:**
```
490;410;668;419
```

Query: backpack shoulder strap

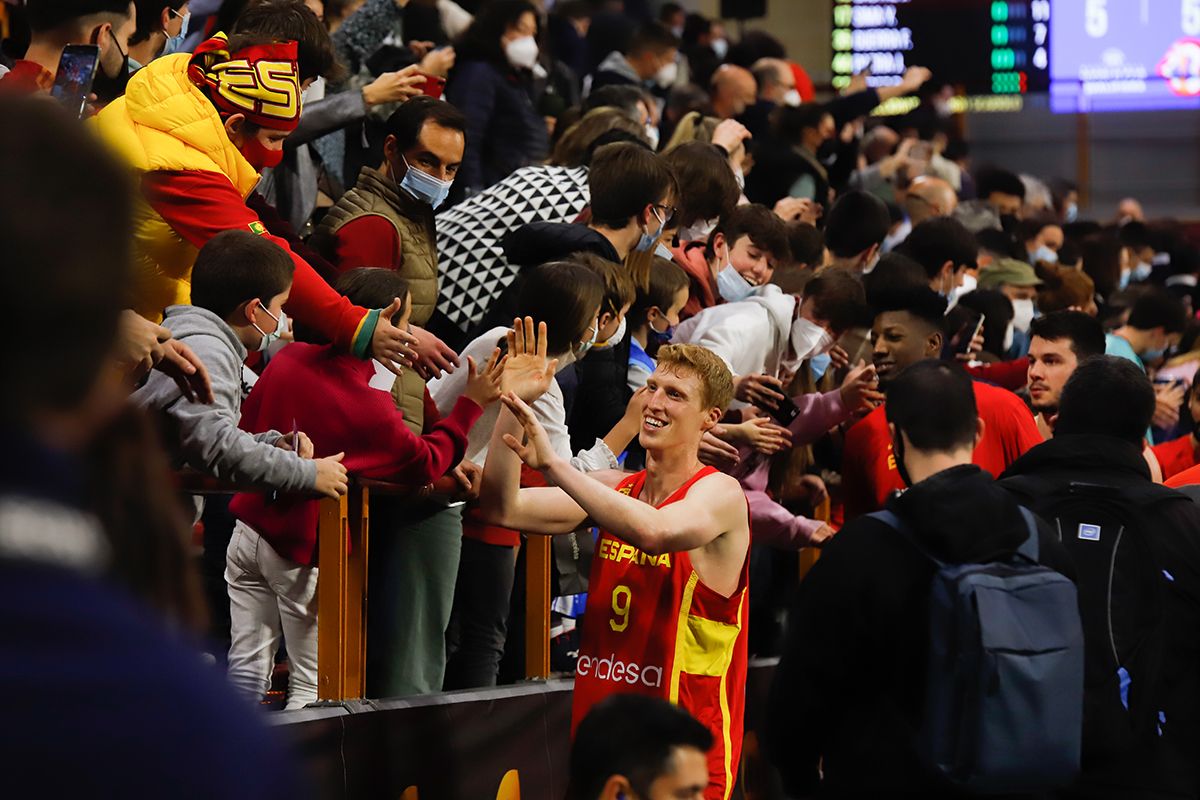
867;509;947;568
1015;506;1040;562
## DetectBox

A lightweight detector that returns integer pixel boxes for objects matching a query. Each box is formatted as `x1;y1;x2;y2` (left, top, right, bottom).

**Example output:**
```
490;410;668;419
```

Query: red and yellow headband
188;33;301;131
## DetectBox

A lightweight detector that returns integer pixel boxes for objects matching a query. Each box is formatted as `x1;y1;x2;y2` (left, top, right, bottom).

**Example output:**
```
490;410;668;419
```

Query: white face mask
654;60;678;89
678;216;718;244
1034;245;1058;264
949;272;977;308
1011;297;1035;333
711;38;729;60
1003;321;1015;353
783;88;802;107
504;35;539;70
302;76;326;105
594;315;627;349
791;316;834;362
861;250;881;275
253;306;288;352
644;122;660;151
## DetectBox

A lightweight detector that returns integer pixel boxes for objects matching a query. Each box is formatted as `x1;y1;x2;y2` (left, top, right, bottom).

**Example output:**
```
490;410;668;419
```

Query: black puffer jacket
767;465;1074;798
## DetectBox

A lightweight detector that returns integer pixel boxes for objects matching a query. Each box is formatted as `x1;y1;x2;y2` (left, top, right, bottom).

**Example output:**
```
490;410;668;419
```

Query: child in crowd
627;257;692;393
131;231;347;506
567;252;637;455
225;269;505;709
430;262;646;690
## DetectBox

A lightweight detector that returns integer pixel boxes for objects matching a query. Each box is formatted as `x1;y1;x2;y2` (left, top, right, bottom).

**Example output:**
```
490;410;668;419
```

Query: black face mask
91;27;131;104
892;425;915;489
999;213;1019;234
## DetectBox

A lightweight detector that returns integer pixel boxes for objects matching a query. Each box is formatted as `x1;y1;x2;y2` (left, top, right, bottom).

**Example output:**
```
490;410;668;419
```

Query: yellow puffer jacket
94;54;261;322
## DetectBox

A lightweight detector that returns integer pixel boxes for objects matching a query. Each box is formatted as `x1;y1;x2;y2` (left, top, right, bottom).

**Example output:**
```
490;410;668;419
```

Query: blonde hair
662;111;719;155
656;344;735;412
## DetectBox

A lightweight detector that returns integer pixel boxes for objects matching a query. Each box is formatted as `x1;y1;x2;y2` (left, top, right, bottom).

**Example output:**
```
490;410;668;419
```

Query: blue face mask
647;313;674;347
716;264;754;302
654;241;673;261
1141;347;1166;364
1064;202;1078;223
635;207;667;253
161;10;189;56
810;352;833;381
398;155;453;209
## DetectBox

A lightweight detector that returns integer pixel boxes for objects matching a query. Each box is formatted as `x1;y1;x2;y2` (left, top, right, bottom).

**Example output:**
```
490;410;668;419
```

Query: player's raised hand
500;392;557;471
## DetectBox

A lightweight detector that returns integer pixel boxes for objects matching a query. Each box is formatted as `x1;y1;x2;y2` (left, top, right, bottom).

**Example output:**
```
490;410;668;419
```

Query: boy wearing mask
225;269;504;710
131;230;347;503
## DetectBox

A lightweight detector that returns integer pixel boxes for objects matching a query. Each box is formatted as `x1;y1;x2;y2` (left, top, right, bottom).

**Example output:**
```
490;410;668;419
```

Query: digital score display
1051;0;1200;112
832;0;1052;97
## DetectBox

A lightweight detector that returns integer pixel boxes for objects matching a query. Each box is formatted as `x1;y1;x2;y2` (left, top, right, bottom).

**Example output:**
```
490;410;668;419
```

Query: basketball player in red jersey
480;318;750;800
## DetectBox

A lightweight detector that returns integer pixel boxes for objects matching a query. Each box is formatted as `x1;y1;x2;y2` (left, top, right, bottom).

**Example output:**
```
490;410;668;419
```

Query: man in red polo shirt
2;1;134;99
842;285;1041;520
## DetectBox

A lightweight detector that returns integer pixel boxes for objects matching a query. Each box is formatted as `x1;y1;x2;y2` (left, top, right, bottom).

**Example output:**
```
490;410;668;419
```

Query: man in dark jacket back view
999;356;1200;799
766;360;1075;797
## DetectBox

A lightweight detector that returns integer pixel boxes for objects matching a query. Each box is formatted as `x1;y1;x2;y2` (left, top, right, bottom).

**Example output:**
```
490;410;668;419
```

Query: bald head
750;58;794;104
710;64;757;119
904;176;958;225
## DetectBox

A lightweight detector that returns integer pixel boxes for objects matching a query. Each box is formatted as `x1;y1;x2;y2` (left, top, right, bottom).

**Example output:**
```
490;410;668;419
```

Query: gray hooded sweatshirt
131;305;316;492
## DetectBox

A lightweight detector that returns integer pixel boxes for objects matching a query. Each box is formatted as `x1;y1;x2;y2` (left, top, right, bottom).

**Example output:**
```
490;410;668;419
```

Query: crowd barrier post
525;536;552;679
798;495;831;581
316;491;354;700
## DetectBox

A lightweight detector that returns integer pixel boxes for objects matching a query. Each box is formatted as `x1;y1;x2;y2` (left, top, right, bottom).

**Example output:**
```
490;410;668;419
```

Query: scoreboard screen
1051;0;1200;112
832;0;1052;97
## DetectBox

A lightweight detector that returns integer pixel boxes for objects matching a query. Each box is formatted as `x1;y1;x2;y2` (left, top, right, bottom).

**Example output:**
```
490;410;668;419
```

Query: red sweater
229;343;482;565
143;172;376;356
1154;434;1200;481
965;357;1029;393
674;242;718;320
841;380;1042;521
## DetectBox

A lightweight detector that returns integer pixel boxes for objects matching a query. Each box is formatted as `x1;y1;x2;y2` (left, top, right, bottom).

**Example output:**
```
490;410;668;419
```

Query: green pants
366;500;463;699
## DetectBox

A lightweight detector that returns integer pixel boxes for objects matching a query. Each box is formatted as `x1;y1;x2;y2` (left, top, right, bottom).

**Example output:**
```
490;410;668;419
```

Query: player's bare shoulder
692;470;750;533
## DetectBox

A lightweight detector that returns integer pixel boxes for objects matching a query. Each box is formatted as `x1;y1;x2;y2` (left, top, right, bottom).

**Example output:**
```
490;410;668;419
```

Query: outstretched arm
501;393;746;556
478;317;591;533
479;405;592;533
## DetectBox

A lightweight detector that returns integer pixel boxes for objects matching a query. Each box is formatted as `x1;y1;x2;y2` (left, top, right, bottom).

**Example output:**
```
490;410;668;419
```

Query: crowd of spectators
6;0;1200;797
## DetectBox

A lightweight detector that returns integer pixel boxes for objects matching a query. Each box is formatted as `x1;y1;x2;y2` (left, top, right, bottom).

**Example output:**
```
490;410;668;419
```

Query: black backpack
1000;477;1188;760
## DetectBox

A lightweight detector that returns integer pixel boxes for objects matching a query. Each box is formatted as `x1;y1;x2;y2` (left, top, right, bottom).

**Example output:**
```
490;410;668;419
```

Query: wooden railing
181;472;554;703
313;480;554;701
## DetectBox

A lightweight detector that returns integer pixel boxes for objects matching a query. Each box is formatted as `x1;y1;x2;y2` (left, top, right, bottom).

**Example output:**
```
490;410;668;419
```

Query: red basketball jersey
571;466;750;800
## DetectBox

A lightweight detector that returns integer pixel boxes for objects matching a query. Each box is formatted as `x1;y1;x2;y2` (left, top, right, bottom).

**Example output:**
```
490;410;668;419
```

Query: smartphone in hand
419;72;446;99
769;395;801;427
51;44;100;119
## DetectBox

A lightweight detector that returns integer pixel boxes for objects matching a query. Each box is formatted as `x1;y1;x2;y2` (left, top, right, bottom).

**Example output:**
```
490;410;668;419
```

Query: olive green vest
313;167;439;434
